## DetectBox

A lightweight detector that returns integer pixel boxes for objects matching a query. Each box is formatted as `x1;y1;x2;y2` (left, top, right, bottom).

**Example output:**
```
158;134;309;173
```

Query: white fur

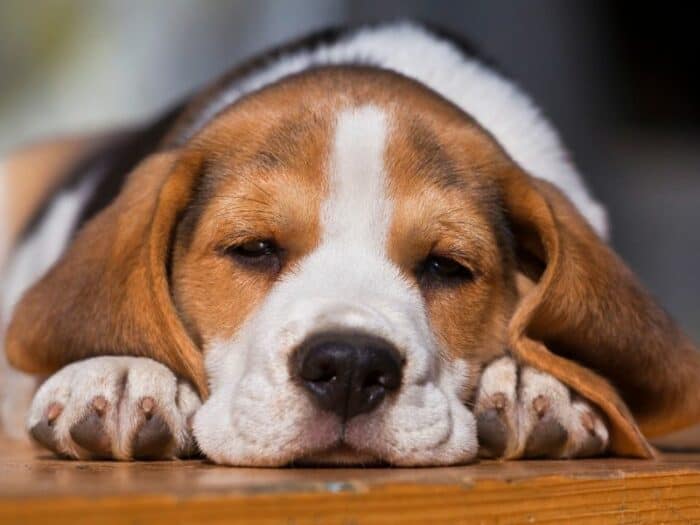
1;173;98;322
194;106;477;466
27;356;200;459
183;21;607;238
0;170;98;437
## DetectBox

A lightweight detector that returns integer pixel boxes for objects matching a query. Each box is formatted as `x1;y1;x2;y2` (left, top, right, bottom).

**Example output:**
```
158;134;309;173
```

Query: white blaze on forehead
325;105;391;247
252;103;432;354
274;104;438;379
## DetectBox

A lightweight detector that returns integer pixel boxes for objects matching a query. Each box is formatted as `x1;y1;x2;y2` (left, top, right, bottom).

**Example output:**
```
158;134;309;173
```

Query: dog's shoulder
1;136;94;265
0;135;100;324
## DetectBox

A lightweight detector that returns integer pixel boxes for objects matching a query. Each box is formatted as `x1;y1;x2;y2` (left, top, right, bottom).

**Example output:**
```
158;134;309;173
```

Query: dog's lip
290;442;386;467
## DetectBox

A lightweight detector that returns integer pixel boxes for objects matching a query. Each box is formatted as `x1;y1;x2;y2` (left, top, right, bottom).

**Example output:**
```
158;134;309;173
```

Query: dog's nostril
307;360;337;382
295;331;403;420
364;371;382;388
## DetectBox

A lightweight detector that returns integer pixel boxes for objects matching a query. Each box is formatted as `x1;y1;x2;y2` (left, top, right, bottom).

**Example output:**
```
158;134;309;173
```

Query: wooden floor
1;439;700;524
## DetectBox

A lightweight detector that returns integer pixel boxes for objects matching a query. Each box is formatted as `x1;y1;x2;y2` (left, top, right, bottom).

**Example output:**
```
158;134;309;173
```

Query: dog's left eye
419;255;475;286
226;239;281;271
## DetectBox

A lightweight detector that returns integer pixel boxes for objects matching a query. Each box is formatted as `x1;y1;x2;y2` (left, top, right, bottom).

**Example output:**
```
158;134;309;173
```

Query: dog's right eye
226;239;281;271
417;254;475;289
235;239;276;257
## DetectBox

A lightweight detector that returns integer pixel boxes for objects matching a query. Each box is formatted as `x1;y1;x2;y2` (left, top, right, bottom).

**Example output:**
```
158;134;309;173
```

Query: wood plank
1;439;699;524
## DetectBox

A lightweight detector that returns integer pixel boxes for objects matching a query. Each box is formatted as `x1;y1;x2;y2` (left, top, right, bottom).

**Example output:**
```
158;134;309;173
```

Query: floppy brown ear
5;150;209;397
502;167;700;458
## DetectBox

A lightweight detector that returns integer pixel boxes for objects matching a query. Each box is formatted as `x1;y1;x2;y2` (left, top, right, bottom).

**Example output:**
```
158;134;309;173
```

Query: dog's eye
236;240;275;257
226;239;281;271
419;255;474;286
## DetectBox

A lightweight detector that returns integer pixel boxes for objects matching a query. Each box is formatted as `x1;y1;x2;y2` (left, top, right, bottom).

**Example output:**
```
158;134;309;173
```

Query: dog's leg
26;356;201;460
475;356;609;459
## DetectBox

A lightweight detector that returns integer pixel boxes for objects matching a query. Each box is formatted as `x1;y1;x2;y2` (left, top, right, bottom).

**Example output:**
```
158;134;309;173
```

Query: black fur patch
19;102;185;243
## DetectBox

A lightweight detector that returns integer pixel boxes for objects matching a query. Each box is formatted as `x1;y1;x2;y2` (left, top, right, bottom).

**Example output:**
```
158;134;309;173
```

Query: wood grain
1;439;699;524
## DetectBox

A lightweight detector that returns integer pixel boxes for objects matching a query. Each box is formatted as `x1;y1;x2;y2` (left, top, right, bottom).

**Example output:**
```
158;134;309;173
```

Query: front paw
27;356;201;460
475;356;609;459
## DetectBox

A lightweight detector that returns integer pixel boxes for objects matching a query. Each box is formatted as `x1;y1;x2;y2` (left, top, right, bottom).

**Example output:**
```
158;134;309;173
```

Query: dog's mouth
292;442;387;467
291;419;386;466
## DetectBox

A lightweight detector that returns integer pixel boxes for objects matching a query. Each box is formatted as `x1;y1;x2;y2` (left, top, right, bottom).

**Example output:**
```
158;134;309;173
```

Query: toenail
532;395;549;418
46;403;63;424
92;396;108;416
581;411;596;434
140;397;155;419
492;393;507;411
132;414;173;459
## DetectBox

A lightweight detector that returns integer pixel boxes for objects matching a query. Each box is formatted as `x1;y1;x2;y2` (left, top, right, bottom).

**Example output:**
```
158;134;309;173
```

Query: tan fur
171;92;331;348
385;108;516;399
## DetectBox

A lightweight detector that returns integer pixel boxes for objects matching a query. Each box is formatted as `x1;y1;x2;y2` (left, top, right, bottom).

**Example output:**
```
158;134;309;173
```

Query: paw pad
69;397;112;458
476;409;508;458
30;403;64;455
131;398;174;460
532;395;549;418
524;416;568;458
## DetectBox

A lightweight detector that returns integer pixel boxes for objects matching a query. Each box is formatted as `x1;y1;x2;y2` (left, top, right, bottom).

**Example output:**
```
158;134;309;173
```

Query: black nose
294;331;403;420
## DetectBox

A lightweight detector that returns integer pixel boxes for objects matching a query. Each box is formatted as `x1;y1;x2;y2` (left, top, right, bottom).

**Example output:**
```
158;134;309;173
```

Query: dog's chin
293;443;386;467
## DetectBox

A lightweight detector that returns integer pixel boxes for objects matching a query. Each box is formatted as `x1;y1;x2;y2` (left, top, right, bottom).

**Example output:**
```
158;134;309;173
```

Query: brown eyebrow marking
407;118;465;189
174;158;219;250
253;113;322;169
390;115;515;277
175;114;322;249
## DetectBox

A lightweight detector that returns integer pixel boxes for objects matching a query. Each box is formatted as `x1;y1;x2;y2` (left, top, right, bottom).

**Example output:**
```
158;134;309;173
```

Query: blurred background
0;1;698;339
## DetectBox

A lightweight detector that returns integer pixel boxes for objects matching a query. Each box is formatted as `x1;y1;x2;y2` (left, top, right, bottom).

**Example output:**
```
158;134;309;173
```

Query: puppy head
171;69;517;465
7;67;698;465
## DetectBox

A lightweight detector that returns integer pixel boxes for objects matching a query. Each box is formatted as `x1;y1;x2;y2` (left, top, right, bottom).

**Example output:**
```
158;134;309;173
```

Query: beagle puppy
2;22;699;466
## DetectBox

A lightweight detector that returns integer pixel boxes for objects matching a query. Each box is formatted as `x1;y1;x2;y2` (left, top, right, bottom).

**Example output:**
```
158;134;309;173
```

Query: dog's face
10;66;694;467
169;69;518;465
